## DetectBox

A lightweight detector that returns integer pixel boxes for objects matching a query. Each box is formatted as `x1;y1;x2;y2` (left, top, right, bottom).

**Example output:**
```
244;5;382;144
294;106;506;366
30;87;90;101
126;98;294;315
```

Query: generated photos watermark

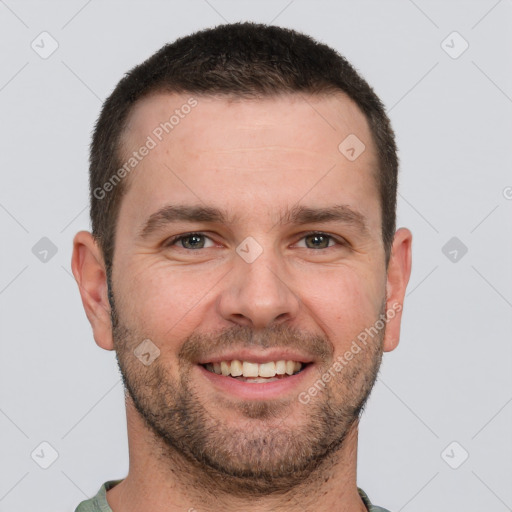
93;97;198;200
298;302;402;405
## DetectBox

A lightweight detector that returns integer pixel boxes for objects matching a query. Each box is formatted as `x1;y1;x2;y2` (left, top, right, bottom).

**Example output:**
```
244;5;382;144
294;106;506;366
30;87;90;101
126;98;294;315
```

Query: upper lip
196;348;315;365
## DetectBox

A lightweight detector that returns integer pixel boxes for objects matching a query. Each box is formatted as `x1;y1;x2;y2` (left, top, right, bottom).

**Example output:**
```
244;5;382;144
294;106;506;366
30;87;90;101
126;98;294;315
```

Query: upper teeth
205;360;303;378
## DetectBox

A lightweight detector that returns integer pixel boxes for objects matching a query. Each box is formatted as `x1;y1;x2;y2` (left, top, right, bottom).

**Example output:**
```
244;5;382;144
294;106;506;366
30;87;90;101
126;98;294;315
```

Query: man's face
110;92;389;490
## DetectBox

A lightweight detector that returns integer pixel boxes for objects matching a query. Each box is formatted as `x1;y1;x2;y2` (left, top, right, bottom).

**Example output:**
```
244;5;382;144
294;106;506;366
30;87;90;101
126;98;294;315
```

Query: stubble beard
109;287;385;495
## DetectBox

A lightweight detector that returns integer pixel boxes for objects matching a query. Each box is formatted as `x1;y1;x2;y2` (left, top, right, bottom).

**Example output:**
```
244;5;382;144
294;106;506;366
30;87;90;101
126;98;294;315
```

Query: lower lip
197;364;314;401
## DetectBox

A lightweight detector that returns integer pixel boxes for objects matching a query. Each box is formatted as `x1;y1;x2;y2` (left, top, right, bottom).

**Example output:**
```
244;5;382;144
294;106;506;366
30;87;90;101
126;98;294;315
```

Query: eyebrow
280;204;369;234
139;205;232;239
138;203;369;239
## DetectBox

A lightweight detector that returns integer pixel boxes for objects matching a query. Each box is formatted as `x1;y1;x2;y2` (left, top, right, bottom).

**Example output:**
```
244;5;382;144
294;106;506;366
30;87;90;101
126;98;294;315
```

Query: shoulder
74;480;123;512
358;487;393;512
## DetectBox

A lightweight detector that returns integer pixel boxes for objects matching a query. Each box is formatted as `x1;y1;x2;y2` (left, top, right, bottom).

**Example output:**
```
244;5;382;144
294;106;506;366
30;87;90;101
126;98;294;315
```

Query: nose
217;249;300;329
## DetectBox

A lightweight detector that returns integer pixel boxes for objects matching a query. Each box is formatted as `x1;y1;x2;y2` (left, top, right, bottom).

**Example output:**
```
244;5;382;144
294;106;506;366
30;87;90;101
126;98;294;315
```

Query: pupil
183;235;204;249
307;234;328;249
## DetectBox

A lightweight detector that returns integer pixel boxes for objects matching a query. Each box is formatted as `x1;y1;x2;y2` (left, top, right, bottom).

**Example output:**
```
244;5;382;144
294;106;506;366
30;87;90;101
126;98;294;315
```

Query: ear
71;231;114;351
382;228;412;352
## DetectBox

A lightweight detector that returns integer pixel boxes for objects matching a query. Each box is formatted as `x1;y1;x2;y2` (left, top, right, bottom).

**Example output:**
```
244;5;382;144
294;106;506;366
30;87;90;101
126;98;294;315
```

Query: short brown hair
90;22;398;271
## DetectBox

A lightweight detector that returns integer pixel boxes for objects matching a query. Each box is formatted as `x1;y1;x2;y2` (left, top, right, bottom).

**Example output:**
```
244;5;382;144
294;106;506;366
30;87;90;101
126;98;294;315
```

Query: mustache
178;323;334;364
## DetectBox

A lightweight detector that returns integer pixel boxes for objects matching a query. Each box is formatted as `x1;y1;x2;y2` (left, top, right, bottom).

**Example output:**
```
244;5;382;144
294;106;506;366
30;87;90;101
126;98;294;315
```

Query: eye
166;233;215;250
164;231;345;252
296;232;341;250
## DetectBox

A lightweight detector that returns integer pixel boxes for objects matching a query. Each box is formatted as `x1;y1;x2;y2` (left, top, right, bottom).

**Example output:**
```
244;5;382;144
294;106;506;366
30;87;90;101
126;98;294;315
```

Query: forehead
123;91;374;160
117;91;380;230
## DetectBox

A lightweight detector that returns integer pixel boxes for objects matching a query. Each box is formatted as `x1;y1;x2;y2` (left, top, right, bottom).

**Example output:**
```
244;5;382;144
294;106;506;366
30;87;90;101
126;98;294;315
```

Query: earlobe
71;231;114;351
383;228;413;352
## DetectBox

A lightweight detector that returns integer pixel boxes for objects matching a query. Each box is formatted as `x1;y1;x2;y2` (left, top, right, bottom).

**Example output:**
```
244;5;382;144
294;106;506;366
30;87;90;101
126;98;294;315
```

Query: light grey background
1;1;511;511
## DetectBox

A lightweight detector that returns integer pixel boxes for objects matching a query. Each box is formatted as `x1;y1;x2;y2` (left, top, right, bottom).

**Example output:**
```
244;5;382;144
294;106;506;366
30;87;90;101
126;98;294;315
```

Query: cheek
117;260;222;339
299;266;385;340
116;253;386;350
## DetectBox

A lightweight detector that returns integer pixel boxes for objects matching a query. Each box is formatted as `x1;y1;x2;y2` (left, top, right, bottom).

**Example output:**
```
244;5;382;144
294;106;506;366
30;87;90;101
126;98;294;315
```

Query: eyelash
164;231;347;250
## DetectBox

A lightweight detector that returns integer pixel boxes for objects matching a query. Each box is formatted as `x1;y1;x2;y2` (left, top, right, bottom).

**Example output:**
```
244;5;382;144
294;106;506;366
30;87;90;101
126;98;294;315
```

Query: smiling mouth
201;360;308;383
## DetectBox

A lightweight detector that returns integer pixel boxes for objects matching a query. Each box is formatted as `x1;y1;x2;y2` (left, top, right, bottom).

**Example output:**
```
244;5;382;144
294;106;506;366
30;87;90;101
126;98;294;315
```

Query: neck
107;398;367;512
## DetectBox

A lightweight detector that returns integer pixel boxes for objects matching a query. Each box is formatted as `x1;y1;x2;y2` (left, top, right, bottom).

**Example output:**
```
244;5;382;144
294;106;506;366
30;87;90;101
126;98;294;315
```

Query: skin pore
72;92;412;512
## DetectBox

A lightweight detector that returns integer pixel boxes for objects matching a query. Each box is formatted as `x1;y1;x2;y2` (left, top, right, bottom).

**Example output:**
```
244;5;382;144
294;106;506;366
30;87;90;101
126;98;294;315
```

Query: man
72;22;412;512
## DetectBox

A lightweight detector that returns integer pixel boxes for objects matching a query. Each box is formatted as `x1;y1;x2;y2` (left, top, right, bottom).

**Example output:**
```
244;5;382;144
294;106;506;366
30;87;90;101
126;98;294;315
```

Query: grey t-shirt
74;480;392;511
